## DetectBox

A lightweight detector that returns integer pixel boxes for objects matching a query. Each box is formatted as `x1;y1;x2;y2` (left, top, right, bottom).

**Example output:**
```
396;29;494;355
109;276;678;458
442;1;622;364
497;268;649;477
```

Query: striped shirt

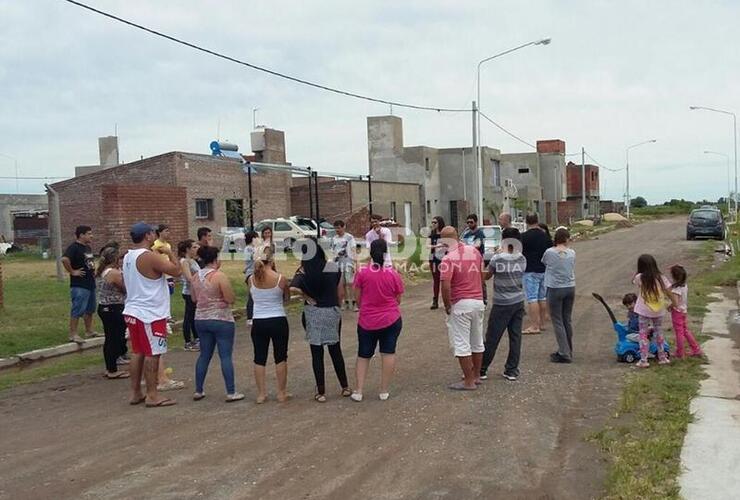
487;252;527;305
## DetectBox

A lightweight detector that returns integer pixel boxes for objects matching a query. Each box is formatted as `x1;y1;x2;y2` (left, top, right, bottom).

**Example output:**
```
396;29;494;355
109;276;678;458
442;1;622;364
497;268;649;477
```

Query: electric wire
63;0;470;113
477;110;536;149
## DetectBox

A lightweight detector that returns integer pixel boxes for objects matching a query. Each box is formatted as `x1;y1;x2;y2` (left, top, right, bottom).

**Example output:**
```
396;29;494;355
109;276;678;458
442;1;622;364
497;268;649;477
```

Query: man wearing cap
123;222;182;407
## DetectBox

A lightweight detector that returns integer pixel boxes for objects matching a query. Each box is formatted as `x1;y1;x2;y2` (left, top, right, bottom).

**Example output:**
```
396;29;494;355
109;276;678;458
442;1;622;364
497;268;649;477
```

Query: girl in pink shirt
668;265;703;359
632;254;676;368
351;239;404;402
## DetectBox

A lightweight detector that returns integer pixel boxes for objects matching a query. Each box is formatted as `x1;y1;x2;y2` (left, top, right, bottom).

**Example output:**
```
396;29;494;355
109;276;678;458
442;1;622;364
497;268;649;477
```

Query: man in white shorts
123;222;182;407
331;220;358;311
439;225;485;391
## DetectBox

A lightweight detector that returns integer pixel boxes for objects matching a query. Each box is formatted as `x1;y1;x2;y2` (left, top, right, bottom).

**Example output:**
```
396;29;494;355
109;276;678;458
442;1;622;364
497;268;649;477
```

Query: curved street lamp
474;38;551;219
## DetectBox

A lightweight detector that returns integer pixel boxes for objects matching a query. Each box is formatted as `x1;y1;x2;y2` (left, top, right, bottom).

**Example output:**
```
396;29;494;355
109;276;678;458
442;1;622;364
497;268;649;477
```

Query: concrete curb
0;356;21;369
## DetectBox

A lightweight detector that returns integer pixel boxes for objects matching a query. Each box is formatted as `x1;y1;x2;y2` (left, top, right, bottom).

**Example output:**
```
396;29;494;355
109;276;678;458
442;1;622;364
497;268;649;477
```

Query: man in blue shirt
460;214;487;305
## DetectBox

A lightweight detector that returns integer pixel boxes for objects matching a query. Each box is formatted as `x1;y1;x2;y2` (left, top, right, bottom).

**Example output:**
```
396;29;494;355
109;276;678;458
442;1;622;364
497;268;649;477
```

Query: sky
1;0;738;204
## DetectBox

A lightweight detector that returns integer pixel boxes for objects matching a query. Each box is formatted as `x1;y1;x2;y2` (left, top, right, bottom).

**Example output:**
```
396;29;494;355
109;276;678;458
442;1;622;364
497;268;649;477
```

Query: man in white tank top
123;222;182;407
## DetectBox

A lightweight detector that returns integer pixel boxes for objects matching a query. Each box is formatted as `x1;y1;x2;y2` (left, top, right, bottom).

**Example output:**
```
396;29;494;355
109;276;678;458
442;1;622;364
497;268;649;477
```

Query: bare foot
256;394;267;404
276;392;292;403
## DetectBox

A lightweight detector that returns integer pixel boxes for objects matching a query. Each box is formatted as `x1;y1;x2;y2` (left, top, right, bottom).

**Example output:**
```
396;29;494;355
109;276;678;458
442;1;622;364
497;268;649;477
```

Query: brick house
565;161;600;218
48;151;291;252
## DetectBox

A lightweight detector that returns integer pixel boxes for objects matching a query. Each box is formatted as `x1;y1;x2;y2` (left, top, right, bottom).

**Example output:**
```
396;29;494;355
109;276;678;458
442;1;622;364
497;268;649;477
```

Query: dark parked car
686;208;725;240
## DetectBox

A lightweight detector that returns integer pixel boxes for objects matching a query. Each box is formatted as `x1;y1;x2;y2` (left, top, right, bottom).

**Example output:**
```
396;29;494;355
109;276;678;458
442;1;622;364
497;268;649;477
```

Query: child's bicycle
592;293;671;363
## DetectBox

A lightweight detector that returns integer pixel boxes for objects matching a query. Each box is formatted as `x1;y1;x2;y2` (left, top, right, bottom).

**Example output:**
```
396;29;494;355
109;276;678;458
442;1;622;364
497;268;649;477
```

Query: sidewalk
679;290;740;499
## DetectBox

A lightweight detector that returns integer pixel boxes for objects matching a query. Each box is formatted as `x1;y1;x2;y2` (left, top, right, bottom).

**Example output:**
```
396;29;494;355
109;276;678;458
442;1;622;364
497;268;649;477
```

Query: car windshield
482;227;502;240
691;211;719;221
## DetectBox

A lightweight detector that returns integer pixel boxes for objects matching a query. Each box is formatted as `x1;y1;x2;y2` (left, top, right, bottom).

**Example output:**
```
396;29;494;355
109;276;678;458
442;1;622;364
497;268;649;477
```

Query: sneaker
350;392;363;402
502;372;518;381
116;356;130;365
246;319;253;327
550;352;572;364
479;373;489;380
430;299;439;310
635;359;650;368
378;392;390;401
225;393;245;402
183;342;199;352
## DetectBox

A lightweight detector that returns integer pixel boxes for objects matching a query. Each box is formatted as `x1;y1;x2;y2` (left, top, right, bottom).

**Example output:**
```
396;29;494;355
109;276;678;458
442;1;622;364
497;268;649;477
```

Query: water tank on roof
210;141;239;154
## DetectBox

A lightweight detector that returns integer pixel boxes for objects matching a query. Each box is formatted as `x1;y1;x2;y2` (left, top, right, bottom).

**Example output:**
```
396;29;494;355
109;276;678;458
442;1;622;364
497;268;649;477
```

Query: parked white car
254;218;315;249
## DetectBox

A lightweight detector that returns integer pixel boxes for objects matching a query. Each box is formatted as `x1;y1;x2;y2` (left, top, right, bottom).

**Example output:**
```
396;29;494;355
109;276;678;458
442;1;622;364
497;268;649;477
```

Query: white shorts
446;299;485;357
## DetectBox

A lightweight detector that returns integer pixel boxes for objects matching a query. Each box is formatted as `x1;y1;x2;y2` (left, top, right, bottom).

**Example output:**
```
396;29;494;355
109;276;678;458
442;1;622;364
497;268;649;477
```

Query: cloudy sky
1;0;738;204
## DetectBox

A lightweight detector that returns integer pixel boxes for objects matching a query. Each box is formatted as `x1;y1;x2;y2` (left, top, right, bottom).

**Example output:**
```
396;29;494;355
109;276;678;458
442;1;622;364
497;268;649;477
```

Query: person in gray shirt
480;227;527;381
542;227;576;363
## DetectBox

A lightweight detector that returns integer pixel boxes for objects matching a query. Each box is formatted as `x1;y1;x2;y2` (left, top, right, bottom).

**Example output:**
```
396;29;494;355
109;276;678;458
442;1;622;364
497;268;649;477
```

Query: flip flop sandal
314;394;327;403
522;329;541;335
145;398;177;408
106;372;130;379
448;382;477;391
341;388;352;397
129;396;146;405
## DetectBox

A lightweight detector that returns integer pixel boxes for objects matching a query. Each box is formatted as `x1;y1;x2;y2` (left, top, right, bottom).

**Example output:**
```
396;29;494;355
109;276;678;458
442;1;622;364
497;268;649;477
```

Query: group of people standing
427;212;577;388
62;215;407;406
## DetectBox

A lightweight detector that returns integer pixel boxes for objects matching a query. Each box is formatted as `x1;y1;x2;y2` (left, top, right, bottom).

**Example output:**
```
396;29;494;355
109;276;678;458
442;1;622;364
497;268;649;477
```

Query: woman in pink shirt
351;239;404;402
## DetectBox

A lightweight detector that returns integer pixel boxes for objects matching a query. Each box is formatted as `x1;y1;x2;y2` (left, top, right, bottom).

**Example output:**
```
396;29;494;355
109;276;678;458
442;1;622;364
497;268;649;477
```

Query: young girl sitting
668;264;704;359
632;254;676;368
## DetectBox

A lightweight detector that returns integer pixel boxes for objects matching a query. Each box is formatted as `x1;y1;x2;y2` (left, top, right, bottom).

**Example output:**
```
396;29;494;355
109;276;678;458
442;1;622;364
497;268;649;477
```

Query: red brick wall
536;140;566;154
566;162;600;198
102;185;188;250
290;180;352;222
557;200;580;223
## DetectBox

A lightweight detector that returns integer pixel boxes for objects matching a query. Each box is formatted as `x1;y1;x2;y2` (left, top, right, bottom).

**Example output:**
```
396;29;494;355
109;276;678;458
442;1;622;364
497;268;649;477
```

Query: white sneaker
378;392;390;401
350;392;363;402
247;319;253;326
225;393;245;402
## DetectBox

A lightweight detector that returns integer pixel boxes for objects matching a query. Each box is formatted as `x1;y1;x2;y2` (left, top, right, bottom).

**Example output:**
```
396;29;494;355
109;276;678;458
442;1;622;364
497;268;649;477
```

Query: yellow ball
165;367;173;375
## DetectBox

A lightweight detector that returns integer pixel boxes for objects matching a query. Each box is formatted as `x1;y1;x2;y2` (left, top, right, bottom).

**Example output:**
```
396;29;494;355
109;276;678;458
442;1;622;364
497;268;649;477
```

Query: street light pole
690;106;738;221
704;150;732;215
625;139;657;219
475;37;551;219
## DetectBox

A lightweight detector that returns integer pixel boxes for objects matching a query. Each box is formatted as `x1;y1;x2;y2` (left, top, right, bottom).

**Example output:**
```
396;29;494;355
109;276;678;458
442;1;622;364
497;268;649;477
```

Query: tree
630;196;648;208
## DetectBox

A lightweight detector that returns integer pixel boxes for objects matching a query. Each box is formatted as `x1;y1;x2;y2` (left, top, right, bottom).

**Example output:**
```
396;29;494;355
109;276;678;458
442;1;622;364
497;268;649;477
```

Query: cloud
0;0;738;203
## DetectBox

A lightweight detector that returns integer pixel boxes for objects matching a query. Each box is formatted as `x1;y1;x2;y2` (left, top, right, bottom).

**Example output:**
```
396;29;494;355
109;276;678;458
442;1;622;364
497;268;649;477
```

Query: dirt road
0;217;702;499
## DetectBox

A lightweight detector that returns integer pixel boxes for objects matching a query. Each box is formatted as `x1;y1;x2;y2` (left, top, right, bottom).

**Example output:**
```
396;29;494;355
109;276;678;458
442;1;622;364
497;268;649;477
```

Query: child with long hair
668;265;703;358
632;254;676;367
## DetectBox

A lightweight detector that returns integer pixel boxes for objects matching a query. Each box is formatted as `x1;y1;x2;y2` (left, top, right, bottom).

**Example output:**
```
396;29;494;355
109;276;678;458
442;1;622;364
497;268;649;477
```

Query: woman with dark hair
428;215;447;310
260;226;275;257
250;250;291;403
350;239;405;402
542;228;577;363
291;239;350;402
178;239;200;351
191;245;243;402
96;246;129;379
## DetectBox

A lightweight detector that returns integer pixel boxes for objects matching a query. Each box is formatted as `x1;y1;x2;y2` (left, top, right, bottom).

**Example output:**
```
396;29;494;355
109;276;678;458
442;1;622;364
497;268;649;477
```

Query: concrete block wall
0;194;48;242
566;162;600;198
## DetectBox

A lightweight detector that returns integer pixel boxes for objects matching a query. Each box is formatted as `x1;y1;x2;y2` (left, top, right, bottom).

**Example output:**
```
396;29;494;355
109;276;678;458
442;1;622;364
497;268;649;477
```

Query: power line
584;152;624;172
478;110;536;149
62;0;470;113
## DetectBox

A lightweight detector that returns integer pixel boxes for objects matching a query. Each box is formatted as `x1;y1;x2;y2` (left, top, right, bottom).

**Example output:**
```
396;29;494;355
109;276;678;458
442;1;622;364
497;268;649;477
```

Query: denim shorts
357;317;402;358
523;272;547;303
70;286;96;318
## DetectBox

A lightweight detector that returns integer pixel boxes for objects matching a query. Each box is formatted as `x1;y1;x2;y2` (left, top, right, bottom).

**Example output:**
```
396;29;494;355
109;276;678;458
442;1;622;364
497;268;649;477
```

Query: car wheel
623;352;636;363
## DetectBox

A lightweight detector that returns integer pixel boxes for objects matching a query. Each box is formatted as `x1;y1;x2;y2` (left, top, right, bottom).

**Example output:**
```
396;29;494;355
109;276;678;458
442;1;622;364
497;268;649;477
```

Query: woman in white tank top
249;258;290;403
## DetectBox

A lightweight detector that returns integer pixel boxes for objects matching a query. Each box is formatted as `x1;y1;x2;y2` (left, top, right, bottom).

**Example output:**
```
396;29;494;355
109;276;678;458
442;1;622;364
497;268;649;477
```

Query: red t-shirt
353;264;404;330
439;243;483;303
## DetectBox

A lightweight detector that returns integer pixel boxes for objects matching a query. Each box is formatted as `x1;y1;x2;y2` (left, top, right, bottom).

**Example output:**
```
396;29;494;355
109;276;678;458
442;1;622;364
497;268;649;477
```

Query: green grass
589;222;738;499
0;351;101;392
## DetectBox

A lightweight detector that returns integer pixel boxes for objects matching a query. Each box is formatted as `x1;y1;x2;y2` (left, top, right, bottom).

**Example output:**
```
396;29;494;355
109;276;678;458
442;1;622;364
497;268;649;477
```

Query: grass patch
590;222;738;499
0;351;101;392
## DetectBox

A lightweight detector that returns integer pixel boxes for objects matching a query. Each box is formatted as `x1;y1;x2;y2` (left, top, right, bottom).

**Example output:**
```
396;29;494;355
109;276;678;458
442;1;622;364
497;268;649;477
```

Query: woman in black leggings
291;240;350;402
95;246;129;379
249;257;291;403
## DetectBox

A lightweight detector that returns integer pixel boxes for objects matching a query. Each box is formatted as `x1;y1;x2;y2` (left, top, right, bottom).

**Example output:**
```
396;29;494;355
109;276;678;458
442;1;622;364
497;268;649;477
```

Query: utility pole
581;147;587;218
